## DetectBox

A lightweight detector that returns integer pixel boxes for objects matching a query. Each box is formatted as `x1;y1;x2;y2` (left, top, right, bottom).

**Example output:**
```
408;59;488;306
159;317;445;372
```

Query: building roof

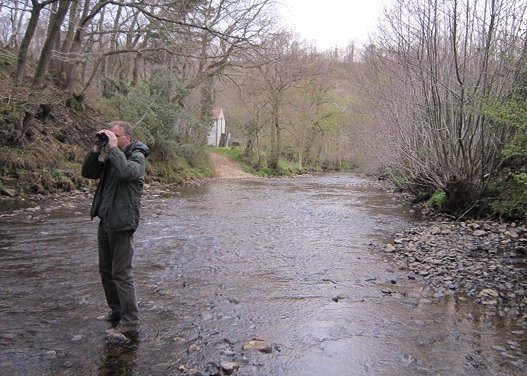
212;107;223;120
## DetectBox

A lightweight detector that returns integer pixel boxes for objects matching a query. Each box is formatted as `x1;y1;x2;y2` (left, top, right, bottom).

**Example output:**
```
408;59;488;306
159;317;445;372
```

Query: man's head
108;121;133;150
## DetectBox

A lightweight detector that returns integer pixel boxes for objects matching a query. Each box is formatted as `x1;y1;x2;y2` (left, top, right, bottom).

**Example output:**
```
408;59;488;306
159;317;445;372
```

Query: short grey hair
109;120;133;138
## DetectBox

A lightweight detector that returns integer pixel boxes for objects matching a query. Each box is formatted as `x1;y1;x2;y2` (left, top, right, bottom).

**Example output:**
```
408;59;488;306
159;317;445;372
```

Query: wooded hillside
0;0;526;221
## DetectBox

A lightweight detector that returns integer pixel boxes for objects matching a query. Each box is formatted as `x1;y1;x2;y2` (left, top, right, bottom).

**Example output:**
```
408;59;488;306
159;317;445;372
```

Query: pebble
188;343;201;354
43;350;57;359
372;220;527;321
227;297;240;304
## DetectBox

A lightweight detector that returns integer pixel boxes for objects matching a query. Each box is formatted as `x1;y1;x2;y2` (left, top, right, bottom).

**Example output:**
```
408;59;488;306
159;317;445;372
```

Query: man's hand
94;129;118;152
105;130;118;149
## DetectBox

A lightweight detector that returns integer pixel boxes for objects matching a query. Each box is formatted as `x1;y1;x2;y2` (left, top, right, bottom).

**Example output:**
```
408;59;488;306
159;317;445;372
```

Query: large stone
220;361;240;375
478;289;499;298
384;244;396;253
242;339;272;353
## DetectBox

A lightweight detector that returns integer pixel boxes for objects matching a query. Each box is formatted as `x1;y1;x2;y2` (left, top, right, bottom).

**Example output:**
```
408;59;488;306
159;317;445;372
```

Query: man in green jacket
81;120;150;336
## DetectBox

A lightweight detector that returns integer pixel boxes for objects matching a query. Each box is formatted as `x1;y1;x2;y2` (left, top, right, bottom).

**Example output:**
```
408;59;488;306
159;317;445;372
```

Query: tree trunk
4;0;24;49
65;0;95;92
13;0;45;88
31;0;70;90
59;0;80;87
15;0;71;146
269;98;280;170
443;180;478;217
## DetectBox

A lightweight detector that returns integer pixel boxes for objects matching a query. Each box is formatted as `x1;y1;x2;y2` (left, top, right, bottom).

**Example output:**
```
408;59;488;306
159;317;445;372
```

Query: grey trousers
97;221;139;325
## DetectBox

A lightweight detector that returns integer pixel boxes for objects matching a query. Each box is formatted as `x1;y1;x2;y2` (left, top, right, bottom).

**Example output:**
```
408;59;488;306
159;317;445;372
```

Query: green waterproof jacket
81;140;150;232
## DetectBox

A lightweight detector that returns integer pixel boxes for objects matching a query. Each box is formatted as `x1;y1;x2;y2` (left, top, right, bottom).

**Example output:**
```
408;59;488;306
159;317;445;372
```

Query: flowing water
0;173;524;375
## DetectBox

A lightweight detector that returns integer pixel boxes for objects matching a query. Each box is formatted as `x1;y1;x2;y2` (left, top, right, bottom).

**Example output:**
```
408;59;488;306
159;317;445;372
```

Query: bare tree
286;71;343;168
364;0;527;215
1;0;29;48
2;0;276;146
248;34;308;169
219;35;357;171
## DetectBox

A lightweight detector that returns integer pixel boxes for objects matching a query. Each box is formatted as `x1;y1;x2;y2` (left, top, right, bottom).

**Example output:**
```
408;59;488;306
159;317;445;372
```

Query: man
81;121;150;336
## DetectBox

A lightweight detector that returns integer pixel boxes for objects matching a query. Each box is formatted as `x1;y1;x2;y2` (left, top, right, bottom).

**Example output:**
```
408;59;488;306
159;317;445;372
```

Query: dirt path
209;151;254;179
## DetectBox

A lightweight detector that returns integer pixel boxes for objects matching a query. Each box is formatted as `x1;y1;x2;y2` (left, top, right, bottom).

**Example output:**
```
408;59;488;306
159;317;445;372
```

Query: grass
147;156;214;184
210;147;357;177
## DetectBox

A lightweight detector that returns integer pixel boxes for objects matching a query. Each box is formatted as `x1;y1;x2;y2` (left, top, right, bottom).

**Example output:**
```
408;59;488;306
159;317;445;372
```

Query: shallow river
0;173;524;375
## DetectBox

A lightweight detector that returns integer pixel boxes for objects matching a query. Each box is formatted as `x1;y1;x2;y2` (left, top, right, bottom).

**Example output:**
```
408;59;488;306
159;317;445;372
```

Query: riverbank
0;149;238;208
372;217;527;323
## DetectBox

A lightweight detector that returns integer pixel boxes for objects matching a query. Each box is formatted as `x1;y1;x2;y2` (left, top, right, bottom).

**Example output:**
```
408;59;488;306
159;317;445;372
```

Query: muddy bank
374;219;527;321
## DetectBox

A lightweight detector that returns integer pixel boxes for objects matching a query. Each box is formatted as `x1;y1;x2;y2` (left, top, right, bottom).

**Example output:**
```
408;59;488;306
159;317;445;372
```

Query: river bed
0;173;525;375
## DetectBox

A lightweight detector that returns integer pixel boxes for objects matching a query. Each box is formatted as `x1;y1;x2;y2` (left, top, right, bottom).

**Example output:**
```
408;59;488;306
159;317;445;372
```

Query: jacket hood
127;140;150;158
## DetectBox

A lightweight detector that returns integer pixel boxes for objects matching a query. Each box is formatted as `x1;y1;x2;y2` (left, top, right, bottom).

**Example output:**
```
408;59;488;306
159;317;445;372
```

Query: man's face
109;125;131;150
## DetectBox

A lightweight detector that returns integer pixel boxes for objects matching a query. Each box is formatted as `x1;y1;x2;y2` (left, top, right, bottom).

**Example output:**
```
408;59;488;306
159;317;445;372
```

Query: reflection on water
0;173;524;375
98;335;139;376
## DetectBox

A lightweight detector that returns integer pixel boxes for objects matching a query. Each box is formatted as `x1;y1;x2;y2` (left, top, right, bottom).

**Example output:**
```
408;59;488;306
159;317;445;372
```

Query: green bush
428;190;446;208
106;72;214;181
338;161;356;171
108;76;183;141
484;173;527;220
259;167;280;176
278;160;307;175
178;144;210;169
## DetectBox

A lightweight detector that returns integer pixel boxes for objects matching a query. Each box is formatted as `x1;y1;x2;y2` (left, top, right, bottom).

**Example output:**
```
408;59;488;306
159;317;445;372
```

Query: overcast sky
277;0;391;50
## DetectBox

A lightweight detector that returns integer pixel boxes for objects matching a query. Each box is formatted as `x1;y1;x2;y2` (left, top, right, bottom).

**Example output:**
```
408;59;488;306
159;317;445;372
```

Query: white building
207;107;227;147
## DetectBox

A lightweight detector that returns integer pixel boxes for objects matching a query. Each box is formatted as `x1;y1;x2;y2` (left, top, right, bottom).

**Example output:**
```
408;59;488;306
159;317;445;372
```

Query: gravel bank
374;219;527;322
